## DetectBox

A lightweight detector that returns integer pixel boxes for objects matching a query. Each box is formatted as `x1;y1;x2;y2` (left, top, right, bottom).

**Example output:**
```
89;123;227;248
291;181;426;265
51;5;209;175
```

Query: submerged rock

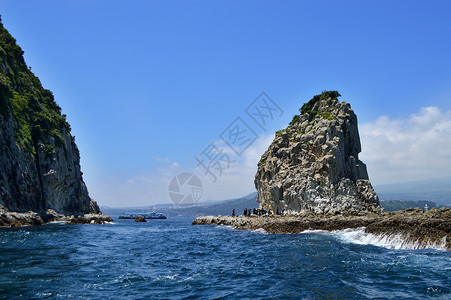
255;91;382;215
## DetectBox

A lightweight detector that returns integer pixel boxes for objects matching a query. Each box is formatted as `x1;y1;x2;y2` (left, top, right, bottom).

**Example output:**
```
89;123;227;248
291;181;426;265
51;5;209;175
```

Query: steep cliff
255;91;382;215
0;18;100;216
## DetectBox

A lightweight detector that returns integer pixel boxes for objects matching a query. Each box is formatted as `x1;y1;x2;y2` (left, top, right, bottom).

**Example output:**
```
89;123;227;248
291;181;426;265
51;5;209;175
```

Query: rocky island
0;19;111;226
193;91;451;251
255;90;381;215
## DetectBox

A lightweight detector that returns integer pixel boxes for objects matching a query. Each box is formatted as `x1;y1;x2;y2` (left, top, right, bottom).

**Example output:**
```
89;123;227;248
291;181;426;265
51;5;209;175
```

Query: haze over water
0;218;449;299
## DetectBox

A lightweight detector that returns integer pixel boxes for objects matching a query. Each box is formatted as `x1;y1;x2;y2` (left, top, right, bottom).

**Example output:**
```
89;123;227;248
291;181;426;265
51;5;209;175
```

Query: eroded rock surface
255;91;382;215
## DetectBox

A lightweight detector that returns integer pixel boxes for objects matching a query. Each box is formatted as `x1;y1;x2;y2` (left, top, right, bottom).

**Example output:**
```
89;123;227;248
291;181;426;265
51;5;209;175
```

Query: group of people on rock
232;207;286;217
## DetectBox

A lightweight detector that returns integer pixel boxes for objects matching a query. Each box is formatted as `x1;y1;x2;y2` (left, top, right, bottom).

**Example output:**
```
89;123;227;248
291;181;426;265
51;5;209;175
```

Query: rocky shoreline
0;209;113;227
192;207;451;251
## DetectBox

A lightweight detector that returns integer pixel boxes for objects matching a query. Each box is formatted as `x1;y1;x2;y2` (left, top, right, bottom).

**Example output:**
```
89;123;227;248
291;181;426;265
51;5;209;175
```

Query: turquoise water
0;218;450;299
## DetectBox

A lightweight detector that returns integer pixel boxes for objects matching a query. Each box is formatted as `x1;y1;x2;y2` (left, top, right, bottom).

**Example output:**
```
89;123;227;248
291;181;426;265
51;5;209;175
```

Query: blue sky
1;0;451;207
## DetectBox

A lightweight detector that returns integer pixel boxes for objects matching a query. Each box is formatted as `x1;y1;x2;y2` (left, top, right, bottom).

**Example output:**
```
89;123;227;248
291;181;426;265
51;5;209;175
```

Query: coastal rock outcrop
192;208;451;251
0;18;104;225
255;91;382;215
135;216;147;222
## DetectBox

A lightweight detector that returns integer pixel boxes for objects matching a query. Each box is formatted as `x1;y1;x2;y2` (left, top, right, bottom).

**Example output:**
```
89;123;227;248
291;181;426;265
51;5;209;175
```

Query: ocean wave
215;225;234;230
47;221;68;224
157;274;179;281
330;227;448;251
299;229;330;234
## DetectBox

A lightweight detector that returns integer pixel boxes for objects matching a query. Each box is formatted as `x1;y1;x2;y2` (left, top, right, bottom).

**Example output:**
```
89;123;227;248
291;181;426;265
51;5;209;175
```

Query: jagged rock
135;216;147;222
68;214;113;224
255;91;383;215
90;199;101;214
0;211;45;227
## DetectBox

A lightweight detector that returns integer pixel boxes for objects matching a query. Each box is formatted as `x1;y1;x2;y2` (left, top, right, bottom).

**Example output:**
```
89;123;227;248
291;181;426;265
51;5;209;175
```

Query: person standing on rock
232;209;235;217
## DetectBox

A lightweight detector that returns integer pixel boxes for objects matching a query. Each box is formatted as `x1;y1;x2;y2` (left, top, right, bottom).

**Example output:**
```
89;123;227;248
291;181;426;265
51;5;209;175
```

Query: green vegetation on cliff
290;90;341;125
300;90;341;115
0;17;100;216
0;17;74;158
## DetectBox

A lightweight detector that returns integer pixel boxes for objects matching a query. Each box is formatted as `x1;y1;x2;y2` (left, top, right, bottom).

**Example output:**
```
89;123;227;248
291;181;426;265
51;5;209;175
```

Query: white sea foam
47;221;69;224
251;228;268;234
300;229;329;234
158;274;178;280
330;227;448;251
215;225;234;230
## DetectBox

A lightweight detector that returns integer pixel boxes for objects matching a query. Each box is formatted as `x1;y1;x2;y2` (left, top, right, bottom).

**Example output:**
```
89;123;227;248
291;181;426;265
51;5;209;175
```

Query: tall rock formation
0;18;100;216
255;91;382;215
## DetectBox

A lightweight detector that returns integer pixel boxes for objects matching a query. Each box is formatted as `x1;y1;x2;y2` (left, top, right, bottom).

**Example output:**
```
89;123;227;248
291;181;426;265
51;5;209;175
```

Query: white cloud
360;106;451;185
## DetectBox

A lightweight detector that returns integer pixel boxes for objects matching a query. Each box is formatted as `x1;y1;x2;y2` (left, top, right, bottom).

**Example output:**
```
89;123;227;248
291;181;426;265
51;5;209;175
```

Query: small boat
118;212;167;220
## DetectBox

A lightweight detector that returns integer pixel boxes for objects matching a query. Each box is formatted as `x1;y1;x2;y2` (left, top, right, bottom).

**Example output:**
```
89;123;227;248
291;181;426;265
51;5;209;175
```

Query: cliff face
0;19;99;215
255;91;382;215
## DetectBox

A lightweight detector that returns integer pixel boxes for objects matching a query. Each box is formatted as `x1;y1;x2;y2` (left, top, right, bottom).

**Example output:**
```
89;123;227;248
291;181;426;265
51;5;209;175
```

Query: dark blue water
0;218;450;299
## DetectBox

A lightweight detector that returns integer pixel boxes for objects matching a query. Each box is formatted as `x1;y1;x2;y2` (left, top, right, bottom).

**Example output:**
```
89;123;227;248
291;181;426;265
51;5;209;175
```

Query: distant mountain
374;176;451;206
380;200;437;212
101;192;258;218
102;175;451;218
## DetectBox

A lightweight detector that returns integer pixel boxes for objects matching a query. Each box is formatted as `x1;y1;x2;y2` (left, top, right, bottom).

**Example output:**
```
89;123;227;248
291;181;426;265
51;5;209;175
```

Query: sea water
0;217;449;299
